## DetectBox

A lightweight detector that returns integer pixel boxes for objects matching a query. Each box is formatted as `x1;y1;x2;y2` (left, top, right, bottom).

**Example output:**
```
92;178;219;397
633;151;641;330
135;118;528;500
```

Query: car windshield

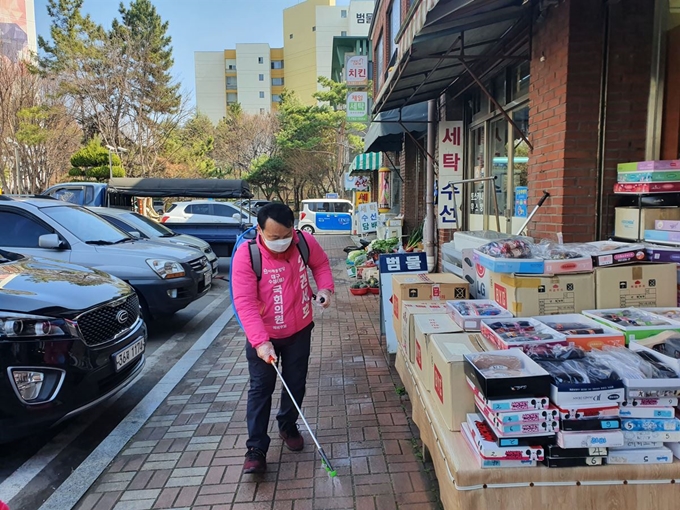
43;206;131;244
126;212;175;238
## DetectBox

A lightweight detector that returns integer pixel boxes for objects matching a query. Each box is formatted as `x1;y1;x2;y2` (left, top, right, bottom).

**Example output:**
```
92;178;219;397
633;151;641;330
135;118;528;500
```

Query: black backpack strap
296;229;310;266
248;240;262;281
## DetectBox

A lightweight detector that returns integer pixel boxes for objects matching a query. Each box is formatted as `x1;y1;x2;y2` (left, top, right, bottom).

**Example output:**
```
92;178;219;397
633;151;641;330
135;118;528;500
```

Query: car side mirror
129;231;142;239
39;234;64;249
232;213;241;221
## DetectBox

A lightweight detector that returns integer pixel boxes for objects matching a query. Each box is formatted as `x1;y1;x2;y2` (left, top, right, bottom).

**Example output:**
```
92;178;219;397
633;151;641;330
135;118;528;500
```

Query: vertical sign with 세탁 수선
438;121;464;229
357;202;378;234
346;92;369;123
345;55;368;87
379;253;428;354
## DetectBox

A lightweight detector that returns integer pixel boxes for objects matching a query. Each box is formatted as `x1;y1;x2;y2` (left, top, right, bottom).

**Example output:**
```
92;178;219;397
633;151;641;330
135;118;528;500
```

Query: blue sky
34;0;350;108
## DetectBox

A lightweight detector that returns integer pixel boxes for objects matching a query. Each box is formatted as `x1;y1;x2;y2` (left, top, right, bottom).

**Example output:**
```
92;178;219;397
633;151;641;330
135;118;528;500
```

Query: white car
161;200;256;225
88;207;219;277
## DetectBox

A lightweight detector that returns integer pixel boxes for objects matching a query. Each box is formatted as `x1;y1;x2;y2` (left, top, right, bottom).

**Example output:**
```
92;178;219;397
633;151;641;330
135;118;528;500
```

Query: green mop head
319;449;337;477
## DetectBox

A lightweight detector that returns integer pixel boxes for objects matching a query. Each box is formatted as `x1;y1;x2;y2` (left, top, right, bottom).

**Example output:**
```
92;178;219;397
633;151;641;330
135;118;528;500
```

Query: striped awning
349;152;382;174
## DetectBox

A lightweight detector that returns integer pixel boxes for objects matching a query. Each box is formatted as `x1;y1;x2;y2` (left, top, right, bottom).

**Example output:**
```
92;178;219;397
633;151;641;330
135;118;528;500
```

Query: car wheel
301;225;315;234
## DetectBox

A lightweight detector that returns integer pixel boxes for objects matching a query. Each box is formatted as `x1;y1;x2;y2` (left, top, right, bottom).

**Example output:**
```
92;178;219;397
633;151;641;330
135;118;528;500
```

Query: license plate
114;338;145;372
204;271;212;286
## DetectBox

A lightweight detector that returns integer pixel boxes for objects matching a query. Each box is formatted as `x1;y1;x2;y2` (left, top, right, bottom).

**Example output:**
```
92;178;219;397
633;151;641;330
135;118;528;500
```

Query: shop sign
355;191;370;205
378;252;428;354
346;92;369;122
345;173;369;191
357;202;378;234
438;120;464;229
515;186;528;217
345;55;368;87
355;12;373;24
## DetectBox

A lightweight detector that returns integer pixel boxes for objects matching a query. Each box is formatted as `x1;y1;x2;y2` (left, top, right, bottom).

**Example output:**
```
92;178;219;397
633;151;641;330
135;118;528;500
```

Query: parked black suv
0;249;146;442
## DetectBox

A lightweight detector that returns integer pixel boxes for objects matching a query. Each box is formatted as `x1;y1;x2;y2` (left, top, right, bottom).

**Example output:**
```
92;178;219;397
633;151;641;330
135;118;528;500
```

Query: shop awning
373;0;529;114
349;152;383;174
364;101;429;153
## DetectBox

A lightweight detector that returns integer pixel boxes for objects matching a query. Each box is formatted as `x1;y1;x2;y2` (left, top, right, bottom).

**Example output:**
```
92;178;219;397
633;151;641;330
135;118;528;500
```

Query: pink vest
231;231;334;347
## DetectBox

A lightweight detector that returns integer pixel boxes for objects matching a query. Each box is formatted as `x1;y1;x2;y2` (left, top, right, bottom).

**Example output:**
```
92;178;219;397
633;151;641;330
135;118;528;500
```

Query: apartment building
195;0;375;121
283;0;374;105
195;44;284;123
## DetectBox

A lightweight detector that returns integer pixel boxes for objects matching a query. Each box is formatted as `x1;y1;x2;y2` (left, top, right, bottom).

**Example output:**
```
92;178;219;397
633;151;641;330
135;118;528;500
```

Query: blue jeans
245;323;313;453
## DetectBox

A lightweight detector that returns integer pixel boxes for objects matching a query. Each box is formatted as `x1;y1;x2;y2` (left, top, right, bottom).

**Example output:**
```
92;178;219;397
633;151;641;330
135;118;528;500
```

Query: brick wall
371;0;411;98
527;0;654;242
400;135;425;234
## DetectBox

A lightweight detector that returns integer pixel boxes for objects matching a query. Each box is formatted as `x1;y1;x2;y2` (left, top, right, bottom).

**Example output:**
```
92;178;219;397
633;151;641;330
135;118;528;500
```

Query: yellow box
491;271;595;316
614;207;680;241
412;314;462;387
429;333;495;432
392;273;469;343
595;263;677;309
396;301;449;356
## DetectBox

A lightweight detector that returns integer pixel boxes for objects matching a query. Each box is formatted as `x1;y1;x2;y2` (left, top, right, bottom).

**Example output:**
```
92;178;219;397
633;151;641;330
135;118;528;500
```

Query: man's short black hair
257;202;295;229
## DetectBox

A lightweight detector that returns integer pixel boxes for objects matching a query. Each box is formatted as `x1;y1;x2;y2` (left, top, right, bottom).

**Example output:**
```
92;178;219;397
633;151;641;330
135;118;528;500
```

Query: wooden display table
394;349;680;510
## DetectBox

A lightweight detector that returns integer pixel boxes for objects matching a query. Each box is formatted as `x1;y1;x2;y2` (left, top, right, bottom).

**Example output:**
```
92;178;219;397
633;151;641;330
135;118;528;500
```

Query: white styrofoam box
453;231;533;253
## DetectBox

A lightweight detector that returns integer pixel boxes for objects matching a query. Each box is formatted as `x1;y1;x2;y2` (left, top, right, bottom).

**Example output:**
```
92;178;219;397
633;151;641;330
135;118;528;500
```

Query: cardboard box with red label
491;271;595;317
391;273;469;346
594;263;677;309
412;314;462;389
395;301;449;356
429;333;495;432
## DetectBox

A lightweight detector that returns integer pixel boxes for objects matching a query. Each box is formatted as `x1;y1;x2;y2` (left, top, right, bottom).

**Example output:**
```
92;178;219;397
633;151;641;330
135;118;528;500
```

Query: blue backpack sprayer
230;227;337;477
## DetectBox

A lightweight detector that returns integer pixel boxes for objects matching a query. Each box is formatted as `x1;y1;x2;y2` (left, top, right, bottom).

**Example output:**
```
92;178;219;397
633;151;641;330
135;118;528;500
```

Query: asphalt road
0;258;234;510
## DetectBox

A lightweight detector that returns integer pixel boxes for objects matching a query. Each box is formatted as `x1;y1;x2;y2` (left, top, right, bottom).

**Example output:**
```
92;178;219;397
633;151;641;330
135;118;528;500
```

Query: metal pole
425;100;436;273
13;145;20;195
108;150;113;180
507;122;515;234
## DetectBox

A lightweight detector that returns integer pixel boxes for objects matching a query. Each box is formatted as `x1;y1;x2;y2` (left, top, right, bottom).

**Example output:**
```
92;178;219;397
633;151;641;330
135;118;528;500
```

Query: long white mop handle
269;359;324;452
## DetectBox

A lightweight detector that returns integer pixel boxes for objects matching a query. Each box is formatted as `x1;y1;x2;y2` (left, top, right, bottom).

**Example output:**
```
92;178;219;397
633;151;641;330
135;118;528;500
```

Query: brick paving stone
75;236;441;510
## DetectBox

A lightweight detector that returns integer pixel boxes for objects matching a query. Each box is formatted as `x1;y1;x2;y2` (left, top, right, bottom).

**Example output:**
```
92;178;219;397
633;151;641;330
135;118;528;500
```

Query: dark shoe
243;447;267;474
279;425;304;451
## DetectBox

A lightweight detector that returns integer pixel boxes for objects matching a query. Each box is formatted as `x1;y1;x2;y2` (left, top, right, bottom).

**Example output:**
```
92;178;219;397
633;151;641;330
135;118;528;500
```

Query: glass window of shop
465;62;530;233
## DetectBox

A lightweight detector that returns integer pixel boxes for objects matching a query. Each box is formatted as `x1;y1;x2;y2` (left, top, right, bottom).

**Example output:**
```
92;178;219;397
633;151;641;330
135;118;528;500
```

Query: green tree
69;136;124;181
163;113;216;177
246;155;289;201
38;0;188;177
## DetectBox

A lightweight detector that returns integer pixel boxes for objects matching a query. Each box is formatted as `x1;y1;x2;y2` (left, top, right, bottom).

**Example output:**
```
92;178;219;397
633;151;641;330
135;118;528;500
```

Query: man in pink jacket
232;203;334;474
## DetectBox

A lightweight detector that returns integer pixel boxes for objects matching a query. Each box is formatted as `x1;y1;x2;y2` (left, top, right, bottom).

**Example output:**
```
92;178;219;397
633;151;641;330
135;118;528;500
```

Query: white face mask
263;237;293;253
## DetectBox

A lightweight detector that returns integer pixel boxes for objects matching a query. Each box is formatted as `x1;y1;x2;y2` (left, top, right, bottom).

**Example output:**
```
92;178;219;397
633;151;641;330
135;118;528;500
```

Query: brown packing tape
632;266;643;280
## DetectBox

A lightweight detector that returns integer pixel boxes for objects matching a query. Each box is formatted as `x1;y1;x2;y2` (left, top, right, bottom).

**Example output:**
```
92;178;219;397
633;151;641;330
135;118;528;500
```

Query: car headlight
0;312;69;339
146;259;186;279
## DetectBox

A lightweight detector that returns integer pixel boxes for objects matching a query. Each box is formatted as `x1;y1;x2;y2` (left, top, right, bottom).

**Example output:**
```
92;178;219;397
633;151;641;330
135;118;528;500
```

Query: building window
227;93;238;104
272;77;284;86
389;0;401;59
341;31;347;37
312;26;316;32
375;35;384;89
289;34;293;39
259;91;265;99
272;94;282;103
226;77;237;89
225;59;236;71
341;9;347;18
259;74;264;81
271;60;284;69
258;57;264;64
260;108;265;114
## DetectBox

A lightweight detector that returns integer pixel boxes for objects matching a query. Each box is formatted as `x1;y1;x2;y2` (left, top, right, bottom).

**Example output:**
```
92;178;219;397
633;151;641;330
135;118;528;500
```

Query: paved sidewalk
76;236;440;510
